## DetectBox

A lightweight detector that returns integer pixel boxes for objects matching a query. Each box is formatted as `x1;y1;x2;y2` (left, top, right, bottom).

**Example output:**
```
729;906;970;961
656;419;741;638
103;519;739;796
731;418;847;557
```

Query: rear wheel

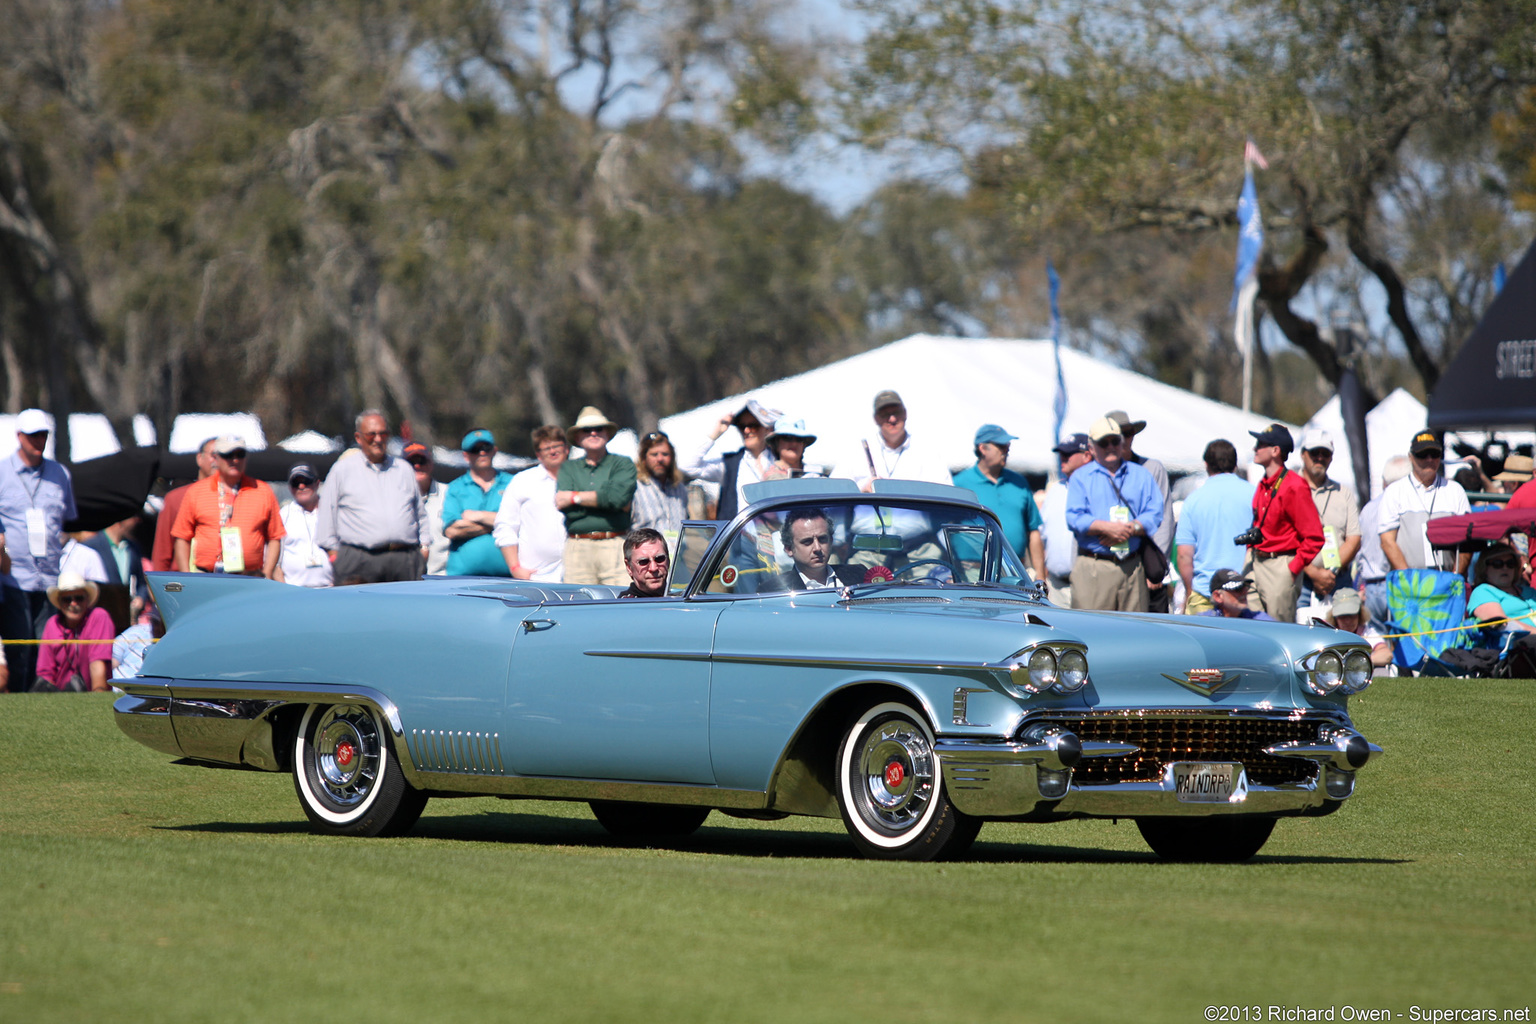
589;801;710;839
1135;816;1276;862
293;704;427;837
835;702;979;861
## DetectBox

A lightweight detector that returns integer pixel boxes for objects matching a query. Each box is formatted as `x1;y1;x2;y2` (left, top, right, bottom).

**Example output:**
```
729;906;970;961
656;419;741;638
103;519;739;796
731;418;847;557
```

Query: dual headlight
1302;646;1373;696
1006;644;1090;696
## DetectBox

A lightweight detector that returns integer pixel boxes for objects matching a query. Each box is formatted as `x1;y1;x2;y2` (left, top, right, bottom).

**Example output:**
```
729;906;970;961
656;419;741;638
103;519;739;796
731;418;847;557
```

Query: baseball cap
1053;433;1091;456
872;389;905;414
1210;568;1253;594
974;424;1017;447
1409;430;1442;456
1249;423;1294;453
461;428;495;451
287;462;318;484
213;435;247;456
1300;429;1334;453
1088;416;1123;443
402;442;431;463
1331;588;1363;616
15;408;50;434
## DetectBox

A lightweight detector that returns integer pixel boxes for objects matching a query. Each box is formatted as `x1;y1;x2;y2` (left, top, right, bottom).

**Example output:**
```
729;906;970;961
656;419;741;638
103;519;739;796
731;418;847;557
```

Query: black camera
1233;527;1263;547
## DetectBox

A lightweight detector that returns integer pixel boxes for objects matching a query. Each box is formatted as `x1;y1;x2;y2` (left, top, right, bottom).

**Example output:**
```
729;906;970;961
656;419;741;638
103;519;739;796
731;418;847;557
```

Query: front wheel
835;702;980;861
1135;816;1276;862
293;704;427;837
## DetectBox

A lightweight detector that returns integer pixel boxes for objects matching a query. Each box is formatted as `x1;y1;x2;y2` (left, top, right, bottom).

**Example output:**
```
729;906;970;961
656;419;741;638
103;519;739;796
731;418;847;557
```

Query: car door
504;599;724;783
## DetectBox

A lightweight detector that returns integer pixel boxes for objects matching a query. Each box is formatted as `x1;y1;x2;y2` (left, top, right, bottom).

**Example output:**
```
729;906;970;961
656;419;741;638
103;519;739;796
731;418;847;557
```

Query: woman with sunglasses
33;571;114;692
1467;542;1536;636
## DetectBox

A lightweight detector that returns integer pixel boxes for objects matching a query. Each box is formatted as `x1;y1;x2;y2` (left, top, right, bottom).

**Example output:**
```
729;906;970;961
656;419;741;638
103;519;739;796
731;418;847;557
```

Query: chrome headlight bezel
1299;644;1370;696
1056;648;1090;693
1004;642;1090;697
1340;649;1374;694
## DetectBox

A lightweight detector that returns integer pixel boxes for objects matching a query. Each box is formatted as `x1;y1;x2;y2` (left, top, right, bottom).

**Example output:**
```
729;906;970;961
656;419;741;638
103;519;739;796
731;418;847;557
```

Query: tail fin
148;571;278;629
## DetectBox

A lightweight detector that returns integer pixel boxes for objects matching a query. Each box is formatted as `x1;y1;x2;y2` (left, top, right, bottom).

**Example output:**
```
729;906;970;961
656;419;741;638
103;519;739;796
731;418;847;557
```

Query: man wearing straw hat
556;406;637;585
1500;455;1535;509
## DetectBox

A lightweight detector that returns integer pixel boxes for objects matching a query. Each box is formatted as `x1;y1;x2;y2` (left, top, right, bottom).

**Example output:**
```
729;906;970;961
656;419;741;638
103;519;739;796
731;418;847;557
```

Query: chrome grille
1036;714;1323;786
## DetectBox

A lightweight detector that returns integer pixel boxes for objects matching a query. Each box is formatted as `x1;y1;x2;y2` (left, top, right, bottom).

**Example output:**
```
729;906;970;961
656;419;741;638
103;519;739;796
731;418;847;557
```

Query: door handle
522;618;557;632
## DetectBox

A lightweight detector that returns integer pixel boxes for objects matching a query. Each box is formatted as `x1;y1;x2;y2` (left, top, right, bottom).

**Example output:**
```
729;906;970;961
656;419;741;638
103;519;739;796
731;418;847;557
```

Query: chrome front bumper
935;721;1381;819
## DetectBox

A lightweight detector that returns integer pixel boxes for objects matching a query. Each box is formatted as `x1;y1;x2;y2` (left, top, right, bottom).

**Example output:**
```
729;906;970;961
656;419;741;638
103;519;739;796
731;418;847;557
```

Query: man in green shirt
556;406;638;584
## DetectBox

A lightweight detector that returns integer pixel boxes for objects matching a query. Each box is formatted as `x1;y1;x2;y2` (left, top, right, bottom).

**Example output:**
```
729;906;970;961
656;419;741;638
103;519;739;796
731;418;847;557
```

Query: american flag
1244;139;1269;170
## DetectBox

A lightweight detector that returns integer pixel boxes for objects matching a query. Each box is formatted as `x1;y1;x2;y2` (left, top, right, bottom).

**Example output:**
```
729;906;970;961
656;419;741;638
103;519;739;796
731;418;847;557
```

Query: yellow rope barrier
1377;609;1535;640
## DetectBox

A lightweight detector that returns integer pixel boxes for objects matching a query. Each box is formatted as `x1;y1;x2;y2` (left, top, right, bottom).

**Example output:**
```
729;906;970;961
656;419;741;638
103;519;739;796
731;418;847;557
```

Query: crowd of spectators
3;392;1533;691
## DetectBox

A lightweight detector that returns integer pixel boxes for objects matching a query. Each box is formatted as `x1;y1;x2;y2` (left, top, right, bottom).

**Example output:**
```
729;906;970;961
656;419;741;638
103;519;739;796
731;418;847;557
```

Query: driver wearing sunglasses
619;528;670;599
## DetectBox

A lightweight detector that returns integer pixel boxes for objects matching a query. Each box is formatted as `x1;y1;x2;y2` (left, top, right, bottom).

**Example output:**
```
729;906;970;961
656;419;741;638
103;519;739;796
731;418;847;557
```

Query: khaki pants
1249;555;1300;623
1070;554;1148;612
1047;574;1073;609
563;536;627;585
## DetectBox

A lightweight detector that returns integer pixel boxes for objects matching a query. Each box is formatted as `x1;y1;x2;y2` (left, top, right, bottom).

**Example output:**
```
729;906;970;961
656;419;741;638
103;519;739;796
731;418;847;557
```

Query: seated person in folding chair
1325;588;1393;669
1466;543;1536;638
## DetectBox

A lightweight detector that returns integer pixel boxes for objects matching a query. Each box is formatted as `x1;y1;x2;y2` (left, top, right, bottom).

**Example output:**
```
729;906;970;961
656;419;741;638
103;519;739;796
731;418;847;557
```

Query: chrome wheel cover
854;719;936;834
311;705;382;810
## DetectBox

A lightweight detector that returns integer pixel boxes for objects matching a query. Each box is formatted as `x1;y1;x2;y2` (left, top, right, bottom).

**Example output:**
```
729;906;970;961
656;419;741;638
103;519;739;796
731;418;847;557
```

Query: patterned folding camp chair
1381;569;1475;674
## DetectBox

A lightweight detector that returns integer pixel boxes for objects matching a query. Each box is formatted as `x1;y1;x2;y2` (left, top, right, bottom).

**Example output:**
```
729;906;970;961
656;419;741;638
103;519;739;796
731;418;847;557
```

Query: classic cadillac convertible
116;478;1381;861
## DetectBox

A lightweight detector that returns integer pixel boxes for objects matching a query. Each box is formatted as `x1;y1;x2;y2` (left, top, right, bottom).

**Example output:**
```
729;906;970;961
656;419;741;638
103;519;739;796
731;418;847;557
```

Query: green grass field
3;681;1533;1023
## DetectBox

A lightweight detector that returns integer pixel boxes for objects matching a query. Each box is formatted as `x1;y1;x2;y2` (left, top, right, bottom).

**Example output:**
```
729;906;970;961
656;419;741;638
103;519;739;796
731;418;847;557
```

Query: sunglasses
291;477;316;488
643;432;669;442
1414;449;1443;459
631;554;669;568
358;430;389;440
577;426;607;436
467;444;494;455
221;450;247;460
1095;436;1123;447
1485;557;1519;570
408;458;430;469
1306;449;1333;460
60;593;89;605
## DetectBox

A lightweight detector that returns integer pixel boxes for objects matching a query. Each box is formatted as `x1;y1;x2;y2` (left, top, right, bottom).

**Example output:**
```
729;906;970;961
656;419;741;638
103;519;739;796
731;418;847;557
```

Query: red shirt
1507;479;1536;510
151;484;192;571
171;474;285;573
1252;468;1325;576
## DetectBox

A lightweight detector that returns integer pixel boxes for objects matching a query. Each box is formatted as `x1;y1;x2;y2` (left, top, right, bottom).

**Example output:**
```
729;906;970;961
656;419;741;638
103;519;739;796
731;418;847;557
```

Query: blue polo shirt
1174;472;1257;595
442;470;513;576
953;465;1043;555
1065;460;1163;557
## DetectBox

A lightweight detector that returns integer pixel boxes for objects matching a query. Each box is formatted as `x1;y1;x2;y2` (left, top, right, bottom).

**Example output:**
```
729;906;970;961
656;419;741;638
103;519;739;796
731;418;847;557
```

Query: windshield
695;500;1030;595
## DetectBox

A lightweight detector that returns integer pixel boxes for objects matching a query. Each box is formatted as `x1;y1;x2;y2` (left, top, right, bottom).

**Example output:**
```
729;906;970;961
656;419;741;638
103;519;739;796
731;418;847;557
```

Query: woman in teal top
1466;543;1536;635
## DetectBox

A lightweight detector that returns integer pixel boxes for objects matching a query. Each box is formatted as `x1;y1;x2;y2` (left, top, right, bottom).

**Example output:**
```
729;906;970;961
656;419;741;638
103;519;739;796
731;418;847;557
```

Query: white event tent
659;335;1288;477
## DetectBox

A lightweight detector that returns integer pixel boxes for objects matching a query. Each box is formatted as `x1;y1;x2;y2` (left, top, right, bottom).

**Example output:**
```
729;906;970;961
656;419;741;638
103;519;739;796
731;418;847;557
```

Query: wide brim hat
567;406;620;443
766;417;817;448
1493;454;1533;483
730;399;781;431
47;571;99;612
1104;410;1147;437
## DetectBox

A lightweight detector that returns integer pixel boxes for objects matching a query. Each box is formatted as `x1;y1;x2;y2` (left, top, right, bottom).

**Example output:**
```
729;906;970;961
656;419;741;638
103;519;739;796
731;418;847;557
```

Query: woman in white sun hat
34;572;114;692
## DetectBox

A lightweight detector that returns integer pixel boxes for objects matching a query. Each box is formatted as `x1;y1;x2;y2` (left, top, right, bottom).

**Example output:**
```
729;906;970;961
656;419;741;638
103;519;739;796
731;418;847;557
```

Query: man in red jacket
1245;424;1324;623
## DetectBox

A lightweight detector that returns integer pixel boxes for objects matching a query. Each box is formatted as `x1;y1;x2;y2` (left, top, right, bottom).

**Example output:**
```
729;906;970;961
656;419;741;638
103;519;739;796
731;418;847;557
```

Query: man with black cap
952;424;1045;581
1105;410;1174;611
1198;569;1277;621
279;463;332;588
1065;416;1164;611
1379;430;1470;575
682;398;781;522
1244;423;1324;623
1041;433;1092;607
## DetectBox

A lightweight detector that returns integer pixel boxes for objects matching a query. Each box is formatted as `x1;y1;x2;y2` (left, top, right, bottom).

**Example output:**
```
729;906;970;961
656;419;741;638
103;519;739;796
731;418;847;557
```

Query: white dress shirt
493;465;566;582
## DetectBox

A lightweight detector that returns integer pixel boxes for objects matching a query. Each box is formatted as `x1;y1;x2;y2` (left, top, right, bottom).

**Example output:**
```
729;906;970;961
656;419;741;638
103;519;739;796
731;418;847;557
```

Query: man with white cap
1065;416;1164;611
1296;428;1361;623
279;462;333;588
681;398;782;522
0;409;78;692
952;424;1044;581
556;406;637;585
172;436;286;579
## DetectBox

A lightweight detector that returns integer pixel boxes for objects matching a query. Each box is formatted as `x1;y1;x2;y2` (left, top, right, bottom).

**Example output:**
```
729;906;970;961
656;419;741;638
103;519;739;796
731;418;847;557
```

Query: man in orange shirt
151;437;217;571
171;437;285;579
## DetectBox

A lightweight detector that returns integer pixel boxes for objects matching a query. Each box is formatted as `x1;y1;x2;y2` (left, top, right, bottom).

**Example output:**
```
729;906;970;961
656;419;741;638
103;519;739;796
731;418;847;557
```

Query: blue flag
1230;169;1263;312
1494;262;1506;294
1048;260;1067;447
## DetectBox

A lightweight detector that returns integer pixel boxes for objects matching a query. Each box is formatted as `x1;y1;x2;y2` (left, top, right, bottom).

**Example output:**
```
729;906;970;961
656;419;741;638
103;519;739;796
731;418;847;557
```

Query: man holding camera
1243;424;1324;623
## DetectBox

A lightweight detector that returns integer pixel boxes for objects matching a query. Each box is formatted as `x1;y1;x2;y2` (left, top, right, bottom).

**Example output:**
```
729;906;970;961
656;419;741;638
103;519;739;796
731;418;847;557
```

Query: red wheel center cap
336;742;355;767
884;760;905;788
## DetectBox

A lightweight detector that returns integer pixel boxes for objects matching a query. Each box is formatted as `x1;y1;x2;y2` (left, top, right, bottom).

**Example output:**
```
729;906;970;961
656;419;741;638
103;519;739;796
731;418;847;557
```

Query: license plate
1172;762;1242;803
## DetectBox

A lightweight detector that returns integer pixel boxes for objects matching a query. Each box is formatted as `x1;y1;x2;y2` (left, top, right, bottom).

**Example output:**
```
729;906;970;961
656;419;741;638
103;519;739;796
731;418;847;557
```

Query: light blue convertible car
116;479;1381;861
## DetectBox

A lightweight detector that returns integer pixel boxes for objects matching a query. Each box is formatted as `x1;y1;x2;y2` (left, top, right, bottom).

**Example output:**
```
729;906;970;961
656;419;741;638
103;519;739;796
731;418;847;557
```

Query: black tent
1427;240;1536;430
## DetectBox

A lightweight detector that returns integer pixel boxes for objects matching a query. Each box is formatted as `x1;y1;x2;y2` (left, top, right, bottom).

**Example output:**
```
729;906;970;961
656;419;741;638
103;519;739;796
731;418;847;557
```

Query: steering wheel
890;559;951;581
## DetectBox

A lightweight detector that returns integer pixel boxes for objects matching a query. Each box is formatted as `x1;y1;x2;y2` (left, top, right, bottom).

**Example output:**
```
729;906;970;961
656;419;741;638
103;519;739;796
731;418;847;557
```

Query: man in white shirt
1379;431;1470;575
279;463;333;588
680;399;782;522
495;425;569;582
843;389;954;491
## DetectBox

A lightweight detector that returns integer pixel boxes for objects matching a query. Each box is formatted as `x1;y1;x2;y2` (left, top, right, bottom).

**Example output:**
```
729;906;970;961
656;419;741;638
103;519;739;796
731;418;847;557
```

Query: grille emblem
1161;668;1236;697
